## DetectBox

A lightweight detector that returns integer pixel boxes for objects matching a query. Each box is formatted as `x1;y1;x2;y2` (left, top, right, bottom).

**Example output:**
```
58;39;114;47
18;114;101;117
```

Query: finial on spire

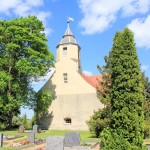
67;17;74;28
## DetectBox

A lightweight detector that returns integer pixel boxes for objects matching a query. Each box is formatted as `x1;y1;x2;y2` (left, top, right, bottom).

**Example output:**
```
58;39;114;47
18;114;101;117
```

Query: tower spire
57;17;80;49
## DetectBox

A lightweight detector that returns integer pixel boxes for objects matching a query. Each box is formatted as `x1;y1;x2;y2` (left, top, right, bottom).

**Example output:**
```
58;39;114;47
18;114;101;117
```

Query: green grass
0;129;100;142
36;130;100;142
1;129;150;143
1;147;17;150
0;130;150;150
0;129;27;137
0;130;100;150
144;138;150;143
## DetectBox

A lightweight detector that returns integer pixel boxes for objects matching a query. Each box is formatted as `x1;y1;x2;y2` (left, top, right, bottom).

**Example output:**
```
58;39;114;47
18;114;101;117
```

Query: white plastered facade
37;26;103;130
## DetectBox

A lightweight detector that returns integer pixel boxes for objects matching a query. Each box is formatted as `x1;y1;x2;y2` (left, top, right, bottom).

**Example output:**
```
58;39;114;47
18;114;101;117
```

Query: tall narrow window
63;73;68;83
63;47;67;55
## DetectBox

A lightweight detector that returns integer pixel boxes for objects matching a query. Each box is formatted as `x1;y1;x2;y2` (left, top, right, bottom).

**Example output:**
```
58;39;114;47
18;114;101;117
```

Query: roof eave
56;43;81;49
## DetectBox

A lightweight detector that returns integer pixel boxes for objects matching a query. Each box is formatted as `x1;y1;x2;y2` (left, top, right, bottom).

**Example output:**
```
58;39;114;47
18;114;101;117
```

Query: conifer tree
87;57;111;137
142;72;150;138
101;28;144;150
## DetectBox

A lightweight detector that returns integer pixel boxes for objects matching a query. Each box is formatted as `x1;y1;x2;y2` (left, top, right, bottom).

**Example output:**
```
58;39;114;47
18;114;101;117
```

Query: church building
38;20;103;130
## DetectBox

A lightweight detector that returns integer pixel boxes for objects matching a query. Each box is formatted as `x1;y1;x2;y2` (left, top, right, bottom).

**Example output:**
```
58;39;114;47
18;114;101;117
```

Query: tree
87;56;111;137
0;16;54;128
101;28;144;150
142;72;150;121
87;58;150;140
25;90;53;124
142;72;150;138
87;107;111;138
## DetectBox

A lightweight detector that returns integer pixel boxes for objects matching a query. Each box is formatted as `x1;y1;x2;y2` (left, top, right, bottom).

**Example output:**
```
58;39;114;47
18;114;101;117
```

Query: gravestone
33;125;38;133
18;125;24;133
0;133;3;147
46;136;64;150
146;144;150;150
100;141;104;148
28;132;35;143
64;132;80;147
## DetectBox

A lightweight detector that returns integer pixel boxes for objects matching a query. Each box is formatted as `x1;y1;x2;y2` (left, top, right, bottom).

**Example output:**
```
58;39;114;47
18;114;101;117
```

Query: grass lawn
144;138;150;143
0;129;100;150
0;129;100;142
1;129;150;143
36;130;100;142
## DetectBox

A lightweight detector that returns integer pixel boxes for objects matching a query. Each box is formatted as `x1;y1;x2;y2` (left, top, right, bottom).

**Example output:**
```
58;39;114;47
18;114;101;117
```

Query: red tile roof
81;74;103;91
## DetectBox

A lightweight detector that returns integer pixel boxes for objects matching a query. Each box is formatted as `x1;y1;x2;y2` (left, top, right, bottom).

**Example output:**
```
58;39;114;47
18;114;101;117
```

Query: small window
63;73;68;83
63;47;67;55
64;118;71;124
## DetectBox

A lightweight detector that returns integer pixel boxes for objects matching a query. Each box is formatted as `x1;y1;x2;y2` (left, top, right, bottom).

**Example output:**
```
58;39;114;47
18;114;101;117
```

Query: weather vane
67;17;74;28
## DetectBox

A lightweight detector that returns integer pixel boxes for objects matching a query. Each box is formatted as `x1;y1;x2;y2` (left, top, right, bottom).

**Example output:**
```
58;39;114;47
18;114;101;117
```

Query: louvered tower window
63;73;68;83
63;47;67;55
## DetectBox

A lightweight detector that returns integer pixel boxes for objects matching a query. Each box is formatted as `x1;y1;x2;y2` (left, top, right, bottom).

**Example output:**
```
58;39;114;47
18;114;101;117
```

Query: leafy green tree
12;116;21;128
101;28;144;150
87;108;111;137
0;16;54;128
26;91;52;124
22;114;27;128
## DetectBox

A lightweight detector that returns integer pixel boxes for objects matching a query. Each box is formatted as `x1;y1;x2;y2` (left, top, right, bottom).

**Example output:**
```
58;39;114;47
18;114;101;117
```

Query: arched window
64;118;72;124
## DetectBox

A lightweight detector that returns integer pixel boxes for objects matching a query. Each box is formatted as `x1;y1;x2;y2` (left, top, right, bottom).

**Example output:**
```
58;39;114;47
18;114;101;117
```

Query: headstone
28;132;35;143
0;133;3;147
146;144;150;150
3;136;8;141
18;125;24;133
33;125;38;133
100;141;104;148
64;132;80;147
46;136;64;150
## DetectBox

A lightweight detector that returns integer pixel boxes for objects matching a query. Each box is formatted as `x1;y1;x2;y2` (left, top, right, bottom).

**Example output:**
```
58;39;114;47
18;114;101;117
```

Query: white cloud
83;70;93;76
13;2;31;16
78;0;150;34
0;0;44;16
122;0;150;16
0;0;21;15
128;15;150;49
43;28;53;36
36;11;51;23
26;0;44;7
141;65;149;71
0;0;52;36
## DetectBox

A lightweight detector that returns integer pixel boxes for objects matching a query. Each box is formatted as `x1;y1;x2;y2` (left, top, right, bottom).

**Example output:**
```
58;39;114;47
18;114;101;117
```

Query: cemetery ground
0;129;101;150
0;129;150;150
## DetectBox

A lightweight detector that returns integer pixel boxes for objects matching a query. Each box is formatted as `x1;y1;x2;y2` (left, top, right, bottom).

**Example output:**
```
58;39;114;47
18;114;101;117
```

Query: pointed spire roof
64;27;73;36
57;19;80;48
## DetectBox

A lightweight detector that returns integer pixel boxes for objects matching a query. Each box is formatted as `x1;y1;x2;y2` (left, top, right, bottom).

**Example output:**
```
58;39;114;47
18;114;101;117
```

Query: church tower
56;20;82;74
38;19;103;130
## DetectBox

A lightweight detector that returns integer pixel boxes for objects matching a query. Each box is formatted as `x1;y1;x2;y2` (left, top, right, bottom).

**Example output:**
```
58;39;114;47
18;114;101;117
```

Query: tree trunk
7;113;13;129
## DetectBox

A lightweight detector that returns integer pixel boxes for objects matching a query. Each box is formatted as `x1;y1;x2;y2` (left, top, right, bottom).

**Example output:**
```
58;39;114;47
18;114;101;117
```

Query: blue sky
0;0;150;118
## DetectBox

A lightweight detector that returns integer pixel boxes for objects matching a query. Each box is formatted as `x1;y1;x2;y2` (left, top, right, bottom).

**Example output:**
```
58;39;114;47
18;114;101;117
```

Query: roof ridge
81;73;103;91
